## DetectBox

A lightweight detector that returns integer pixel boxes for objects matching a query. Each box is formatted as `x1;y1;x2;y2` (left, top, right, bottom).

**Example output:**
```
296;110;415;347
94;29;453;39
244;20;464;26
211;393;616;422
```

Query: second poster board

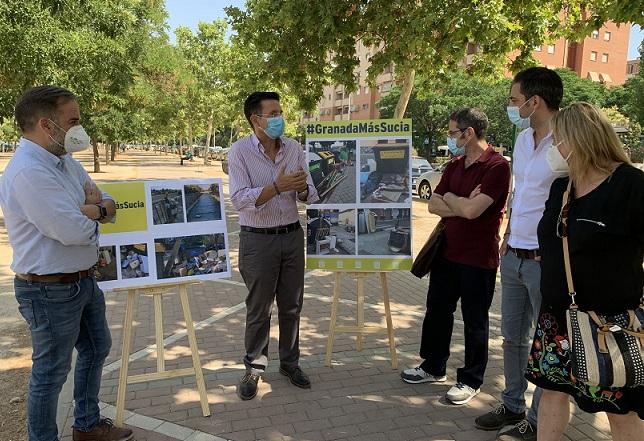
96;178;230;290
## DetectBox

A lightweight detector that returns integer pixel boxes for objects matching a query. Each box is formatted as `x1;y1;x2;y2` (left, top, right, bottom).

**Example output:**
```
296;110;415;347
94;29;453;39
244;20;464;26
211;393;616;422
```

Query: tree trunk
92;138;101;172
104;142;110;165
394;69;415;119
110;143;116;162
205;113;213;149
204;113;213;165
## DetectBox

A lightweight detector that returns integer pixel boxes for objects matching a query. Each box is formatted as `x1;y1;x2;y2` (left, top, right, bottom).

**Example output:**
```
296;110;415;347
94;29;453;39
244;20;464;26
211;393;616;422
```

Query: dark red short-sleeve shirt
434;148;511;269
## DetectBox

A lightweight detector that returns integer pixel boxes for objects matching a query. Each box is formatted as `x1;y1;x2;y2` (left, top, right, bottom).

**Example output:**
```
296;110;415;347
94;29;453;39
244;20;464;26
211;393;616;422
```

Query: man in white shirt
474;68;565;441
0;86;129;441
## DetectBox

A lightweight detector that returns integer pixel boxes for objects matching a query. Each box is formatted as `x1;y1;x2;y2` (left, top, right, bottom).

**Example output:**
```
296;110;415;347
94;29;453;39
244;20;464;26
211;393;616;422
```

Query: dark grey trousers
238;226;305;371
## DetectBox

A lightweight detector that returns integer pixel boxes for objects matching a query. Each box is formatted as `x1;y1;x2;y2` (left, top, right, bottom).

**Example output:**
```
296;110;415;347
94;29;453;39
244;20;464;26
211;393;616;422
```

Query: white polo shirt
508;127;566;250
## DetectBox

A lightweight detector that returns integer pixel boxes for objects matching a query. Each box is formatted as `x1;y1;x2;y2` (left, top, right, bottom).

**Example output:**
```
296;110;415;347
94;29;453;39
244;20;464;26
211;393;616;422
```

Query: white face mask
546;143;571;174
48;120;91;153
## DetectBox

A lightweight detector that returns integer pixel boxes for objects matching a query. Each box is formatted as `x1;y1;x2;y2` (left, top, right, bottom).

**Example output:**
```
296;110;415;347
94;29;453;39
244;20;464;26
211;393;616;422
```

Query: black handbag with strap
410;220;445;278
560;179;644;387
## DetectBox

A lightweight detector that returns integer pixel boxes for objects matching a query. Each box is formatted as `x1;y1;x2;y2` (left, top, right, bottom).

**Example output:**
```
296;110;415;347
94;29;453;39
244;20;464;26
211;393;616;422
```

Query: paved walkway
0;150;610;441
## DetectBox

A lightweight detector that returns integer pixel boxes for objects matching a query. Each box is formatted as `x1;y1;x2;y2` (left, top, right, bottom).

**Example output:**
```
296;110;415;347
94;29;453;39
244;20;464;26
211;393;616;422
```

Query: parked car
415;162;448;199
208;146;223;159
214;147;230;161
411;156;432;192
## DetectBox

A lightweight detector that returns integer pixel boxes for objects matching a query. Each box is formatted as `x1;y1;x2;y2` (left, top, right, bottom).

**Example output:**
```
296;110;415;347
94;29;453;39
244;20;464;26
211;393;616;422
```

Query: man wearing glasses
228;92;319;400
401;108;511;407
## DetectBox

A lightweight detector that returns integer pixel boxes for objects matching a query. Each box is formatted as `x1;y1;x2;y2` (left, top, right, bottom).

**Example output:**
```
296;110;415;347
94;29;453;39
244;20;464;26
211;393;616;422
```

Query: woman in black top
525;103;644;440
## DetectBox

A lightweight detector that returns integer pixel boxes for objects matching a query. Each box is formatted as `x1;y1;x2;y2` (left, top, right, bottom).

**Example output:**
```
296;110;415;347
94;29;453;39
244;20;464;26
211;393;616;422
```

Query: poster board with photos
305;119;413;271
95;179;230;290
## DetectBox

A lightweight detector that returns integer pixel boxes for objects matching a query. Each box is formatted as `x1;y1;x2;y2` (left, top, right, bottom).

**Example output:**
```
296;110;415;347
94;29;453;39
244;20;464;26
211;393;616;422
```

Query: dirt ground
0;324;31;441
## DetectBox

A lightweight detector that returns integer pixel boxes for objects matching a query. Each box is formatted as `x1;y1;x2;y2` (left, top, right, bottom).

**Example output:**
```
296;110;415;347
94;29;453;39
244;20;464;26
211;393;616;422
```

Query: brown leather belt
509;246;540;260
16;269;93;284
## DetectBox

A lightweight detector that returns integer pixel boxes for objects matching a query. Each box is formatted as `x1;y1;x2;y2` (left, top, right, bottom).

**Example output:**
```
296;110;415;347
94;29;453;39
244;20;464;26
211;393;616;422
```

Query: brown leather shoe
73;418;133;441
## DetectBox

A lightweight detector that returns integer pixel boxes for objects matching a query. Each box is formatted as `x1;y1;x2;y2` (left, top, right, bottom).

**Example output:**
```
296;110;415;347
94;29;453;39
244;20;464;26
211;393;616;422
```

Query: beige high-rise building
301;41;394;123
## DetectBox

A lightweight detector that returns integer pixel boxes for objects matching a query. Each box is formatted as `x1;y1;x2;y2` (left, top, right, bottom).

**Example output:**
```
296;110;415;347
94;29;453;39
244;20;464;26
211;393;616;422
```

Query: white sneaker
445;382;480;405
400;366;447;384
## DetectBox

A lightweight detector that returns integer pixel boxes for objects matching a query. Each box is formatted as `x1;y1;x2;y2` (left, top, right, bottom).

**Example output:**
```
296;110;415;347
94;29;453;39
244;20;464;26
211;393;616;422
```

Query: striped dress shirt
229;134;319;228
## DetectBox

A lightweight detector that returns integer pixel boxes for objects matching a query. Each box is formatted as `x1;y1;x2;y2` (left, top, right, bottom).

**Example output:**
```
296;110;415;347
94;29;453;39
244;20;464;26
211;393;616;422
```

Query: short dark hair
449;108;489;139
512;67;563;111
15;85;76;133
244;91;280;128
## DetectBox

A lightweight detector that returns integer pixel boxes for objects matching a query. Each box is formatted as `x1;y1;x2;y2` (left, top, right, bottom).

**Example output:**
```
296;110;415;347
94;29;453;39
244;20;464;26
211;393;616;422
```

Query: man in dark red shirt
401;108;511;405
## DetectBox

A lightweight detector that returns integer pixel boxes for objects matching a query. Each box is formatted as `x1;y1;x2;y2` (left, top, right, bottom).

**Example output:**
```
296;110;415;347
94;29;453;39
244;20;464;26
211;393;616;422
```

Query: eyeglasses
446;128;466;137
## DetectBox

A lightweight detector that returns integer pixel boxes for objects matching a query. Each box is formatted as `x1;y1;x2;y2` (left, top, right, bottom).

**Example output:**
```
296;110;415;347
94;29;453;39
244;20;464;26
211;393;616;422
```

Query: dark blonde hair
552;102;629;184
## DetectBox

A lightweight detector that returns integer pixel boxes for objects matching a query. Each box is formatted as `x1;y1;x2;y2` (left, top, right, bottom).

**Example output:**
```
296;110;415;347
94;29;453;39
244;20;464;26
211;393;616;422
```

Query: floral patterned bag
560;179;644;387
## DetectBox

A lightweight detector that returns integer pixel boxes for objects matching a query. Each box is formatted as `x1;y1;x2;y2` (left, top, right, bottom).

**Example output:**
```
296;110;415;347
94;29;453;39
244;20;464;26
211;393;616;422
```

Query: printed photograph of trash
306;209;356;255
154;234;227;279
119;243;150;279
360;139;410;204
94;246;118;281
151;187;185;225
308;140;356;204
357;208;411;255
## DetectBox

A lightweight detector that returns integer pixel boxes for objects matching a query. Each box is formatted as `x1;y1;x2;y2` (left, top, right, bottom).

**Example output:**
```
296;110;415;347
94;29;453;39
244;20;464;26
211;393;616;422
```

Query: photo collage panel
97;179;229;290
306;137;412;258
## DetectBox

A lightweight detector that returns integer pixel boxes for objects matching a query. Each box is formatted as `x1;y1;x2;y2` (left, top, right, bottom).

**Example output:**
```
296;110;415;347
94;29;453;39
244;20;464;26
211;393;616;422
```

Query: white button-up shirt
0;138;111;274
229;134;318;228
508;128;566;250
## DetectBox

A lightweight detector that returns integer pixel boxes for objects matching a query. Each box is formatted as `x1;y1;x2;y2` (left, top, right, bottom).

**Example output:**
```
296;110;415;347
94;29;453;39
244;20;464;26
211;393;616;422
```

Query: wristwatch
95;203;108;221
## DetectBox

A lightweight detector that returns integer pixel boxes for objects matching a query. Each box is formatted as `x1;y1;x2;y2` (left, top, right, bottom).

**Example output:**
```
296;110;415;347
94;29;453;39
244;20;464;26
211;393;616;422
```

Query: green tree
379;70;511;157
556;68;607;107
226;0;643;117
605;47;644;127
601;106;643;162
0;0;169;171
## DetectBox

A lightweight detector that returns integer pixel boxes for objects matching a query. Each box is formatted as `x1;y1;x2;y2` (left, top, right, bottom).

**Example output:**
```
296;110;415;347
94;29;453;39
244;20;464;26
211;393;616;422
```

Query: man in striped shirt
229;92;319;400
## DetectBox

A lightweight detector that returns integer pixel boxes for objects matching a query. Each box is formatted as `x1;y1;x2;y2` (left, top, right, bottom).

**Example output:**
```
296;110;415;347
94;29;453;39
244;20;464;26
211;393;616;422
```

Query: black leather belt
509;246;540;260
16;268;93;284
241;222;301;235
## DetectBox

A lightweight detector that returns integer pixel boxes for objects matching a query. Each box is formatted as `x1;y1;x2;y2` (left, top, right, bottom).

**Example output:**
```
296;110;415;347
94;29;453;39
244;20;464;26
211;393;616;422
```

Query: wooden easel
113;281;210;426
325;271;398;369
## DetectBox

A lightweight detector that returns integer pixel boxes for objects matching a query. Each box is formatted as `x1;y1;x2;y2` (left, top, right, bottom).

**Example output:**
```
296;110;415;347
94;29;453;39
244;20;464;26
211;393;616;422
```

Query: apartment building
302;41;395;123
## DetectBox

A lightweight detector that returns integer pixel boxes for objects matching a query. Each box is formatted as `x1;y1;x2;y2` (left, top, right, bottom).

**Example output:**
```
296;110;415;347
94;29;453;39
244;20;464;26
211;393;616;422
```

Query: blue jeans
14;276;112;441
500;251;542;424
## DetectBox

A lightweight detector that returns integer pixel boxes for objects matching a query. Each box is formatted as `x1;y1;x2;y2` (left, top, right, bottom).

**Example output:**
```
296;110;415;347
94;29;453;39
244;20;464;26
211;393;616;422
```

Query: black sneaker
475;404;525;431
238;372;260;400
497;419;537;441
279;365;311;389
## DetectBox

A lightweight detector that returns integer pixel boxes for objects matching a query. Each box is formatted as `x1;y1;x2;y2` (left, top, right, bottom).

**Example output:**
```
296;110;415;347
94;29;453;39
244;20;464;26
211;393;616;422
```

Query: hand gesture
275;164;307;193
469;184;481;199
84;181;102;205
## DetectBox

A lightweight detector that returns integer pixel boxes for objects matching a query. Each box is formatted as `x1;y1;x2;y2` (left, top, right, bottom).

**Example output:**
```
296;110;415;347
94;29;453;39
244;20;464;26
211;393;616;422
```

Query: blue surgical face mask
447;136;465;156
506;97;535;130
259;115;285;139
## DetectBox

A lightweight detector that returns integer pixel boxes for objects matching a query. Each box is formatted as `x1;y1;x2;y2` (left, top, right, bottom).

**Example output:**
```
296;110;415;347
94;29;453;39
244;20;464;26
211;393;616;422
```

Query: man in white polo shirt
474;68;566;441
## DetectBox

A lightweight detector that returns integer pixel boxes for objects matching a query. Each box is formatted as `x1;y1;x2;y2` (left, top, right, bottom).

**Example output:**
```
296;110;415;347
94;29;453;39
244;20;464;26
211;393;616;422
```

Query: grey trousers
238;226;305;371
